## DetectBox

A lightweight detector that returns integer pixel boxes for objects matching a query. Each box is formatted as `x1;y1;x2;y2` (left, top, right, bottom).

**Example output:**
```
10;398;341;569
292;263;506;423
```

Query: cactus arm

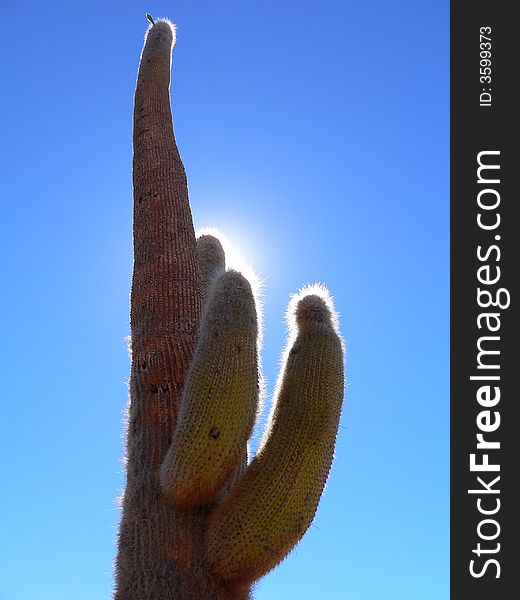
196;234;226;299
195;234;249;499
205;293;344;587
160;270;260;506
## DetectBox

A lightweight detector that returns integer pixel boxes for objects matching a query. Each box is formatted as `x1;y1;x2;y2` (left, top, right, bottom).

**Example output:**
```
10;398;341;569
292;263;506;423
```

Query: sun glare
195;226;263;302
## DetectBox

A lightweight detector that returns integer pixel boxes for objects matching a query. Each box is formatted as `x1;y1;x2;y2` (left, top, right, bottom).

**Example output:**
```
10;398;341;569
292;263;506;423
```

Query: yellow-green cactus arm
160;270;260;506
205;291;344;586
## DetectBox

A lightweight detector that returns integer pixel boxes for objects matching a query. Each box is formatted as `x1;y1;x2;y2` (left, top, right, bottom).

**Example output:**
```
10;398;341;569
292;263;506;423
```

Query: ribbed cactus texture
160;270;259;507
114;16;345;600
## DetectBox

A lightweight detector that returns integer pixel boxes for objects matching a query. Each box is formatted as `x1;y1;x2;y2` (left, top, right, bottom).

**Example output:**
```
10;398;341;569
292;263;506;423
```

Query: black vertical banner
451;2;519;598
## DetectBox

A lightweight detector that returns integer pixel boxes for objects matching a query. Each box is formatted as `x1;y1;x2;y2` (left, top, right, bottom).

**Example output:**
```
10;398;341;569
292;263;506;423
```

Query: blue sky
0;1;449;598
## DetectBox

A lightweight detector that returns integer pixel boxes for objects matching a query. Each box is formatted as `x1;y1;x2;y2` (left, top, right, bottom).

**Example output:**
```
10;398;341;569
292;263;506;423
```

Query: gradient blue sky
0;1;449;598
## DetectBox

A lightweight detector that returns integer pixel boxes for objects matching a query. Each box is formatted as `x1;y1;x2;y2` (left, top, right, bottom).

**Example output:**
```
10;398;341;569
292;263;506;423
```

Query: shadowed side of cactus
114;15;345;600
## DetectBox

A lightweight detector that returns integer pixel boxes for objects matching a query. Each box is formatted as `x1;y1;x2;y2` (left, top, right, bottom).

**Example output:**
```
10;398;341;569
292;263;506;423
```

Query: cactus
114;16;345;600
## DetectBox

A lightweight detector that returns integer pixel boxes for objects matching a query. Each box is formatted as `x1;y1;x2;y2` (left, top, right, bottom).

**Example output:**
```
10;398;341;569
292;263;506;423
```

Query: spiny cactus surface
160;270;260;507
114;15;345;600
206;294;344;585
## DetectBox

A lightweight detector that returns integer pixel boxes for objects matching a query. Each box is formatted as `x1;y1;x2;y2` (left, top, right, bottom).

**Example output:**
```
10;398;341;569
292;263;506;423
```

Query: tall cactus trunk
114;21;246;600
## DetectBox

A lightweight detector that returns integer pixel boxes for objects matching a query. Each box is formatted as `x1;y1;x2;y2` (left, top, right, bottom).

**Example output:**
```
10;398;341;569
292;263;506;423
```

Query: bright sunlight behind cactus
114;16;345;600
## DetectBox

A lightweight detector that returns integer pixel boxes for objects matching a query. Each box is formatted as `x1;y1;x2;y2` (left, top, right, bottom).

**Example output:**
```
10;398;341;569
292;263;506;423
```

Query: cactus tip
197;234;226;269
287;283;340;334
295;294;332;327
